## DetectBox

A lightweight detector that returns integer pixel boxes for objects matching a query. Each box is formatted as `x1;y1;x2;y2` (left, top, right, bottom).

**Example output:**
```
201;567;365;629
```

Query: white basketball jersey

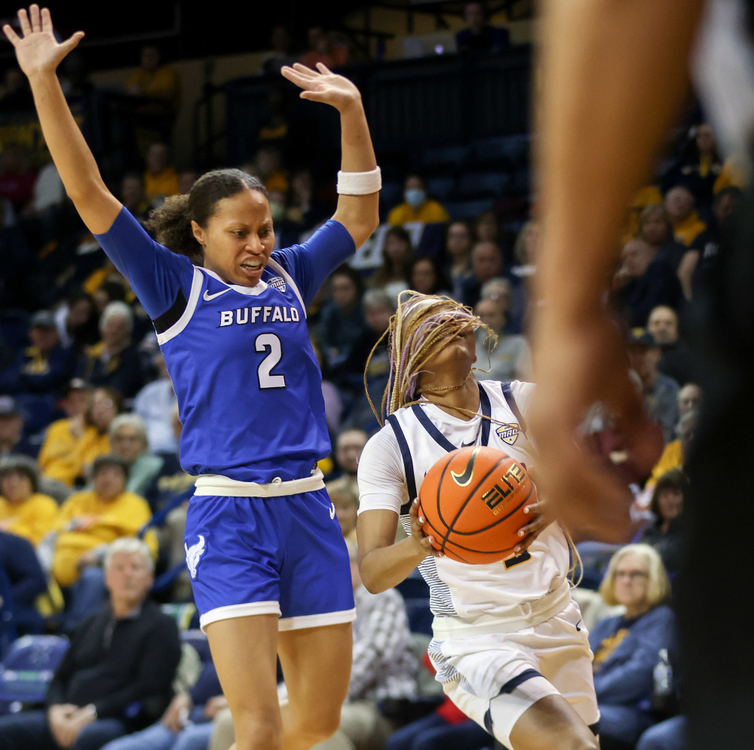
358;380;571;624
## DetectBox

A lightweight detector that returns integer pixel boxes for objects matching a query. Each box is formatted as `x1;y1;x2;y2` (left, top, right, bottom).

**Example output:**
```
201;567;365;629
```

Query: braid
366;292;497;426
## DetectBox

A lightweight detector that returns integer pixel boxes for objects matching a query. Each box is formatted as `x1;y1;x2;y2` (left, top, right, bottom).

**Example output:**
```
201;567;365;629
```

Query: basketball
417;446;537;564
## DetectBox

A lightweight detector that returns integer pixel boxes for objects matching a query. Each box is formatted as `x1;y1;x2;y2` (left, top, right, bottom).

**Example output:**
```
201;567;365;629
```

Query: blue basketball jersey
96;208;355;483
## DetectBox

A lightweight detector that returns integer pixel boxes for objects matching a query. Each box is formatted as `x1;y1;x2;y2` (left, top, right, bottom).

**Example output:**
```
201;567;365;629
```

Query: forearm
536;0;704;326
332;100;380;246
27;71;120;233
358;536;427;594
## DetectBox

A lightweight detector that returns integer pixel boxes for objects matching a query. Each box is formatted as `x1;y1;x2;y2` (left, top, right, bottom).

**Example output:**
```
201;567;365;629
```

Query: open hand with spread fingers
280;62;362;113
3;5;84;80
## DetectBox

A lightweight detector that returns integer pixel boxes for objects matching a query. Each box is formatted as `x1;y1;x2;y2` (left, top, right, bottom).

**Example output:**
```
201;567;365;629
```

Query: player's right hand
3;6;84;80
410;498;444;558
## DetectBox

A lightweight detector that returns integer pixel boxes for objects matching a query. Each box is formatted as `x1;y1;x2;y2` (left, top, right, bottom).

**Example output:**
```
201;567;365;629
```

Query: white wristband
337;167;382;195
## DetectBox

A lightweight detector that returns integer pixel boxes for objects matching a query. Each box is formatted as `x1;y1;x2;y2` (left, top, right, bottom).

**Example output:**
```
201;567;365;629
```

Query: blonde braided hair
366;291;496;426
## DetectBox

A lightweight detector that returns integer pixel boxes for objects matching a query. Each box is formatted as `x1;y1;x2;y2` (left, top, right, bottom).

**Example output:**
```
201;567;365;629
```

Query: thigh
508;693;598;750
72;718;127;750
0;710;57;750
205;614;282;748
278;621;353;735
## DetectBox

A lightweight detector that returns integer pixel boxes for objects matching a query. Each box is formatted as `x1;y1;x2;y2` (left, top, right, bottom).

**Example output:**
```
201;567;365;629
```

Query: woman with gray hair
589;544;675;749
108;414;163;497
78;301;144;398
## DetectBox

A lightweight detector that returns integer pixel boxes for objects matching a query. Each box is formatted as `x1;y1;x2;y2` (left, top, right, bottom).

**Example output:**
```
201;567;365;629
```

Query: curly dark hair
146;169;267;263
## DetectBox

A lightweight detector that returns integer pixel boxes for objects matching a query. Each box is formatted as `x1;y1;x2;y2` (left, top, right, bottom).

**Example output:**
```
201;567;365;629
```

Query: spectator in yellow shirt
387;174;450;226
125;44;181;117
0;455;58;546
52;455;157;588
143;142;180;206
664;184;706;246
39;385;121;487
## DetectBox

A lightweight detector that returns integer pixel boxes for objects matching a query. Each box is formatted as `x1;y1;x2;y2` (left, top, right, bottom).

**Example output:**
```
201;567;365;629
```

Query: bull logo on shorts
185;535;206;580
495;423;520;446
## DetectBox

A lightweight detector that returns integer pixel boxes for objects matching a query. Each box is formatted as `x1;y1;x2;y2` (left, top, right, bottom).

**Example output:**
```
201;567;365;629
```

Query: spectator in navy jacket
455;2;510;54
590;544;675;750
0;529;47;636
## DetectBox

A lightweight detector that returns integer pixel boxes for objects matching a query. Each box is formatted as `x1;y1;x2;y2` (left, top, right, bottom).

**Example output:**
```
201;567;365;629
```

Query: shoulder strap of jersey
386;414;416;513
409;387;492;450
500;381;528;437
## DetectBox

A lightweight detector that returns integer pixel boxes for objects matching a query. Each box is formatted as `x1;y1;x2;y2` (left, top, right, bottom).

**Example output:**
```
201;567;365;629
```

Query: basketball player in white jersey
356;294;599;750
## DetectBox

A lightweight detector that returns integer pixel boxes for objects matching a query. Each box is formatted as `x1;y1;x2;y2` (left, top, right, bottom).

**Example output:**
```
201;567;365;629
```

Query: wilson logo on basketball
482;463;527;515
495;423;520;446
450;447;480;487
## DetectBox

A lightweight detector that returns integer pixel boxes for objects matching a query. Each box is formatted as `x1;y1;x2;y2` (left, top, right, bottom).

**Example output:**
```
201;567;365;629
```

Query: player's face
424;325;477;375
195;188;275;287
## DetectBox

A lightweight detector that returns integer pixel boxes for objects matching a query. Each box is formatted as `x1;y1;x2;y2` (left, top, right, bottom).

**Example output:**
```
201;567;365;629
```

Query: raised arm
281;63;380;248
3;5;121;234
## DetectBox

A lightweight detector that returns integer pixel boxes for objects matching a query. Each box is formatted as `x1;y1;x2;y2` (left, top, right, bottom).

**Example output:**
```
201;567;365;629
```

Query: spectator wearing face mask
387;174;450;226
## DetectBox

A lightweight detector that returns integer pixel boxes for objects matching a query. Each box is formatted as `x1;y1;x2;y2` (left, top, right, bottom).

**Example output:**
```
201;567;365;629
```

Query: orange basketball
417;446;537;564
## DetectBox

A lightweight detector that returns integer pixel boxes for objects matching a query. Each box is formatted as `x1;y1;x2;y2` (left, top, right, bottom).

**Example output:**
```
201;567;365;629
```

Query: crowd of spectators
0;4;742;749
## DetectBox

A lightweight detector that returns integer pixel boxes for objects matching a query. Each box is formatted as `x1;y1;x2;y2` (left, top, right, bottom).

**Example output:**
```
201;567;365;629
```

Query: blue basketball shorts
183;488;356;632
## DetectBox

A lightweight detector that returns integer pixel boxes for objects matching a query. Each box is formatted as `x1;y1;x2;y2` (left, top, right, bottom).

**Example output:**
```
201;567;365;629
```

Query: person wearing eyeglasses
589;544;675;750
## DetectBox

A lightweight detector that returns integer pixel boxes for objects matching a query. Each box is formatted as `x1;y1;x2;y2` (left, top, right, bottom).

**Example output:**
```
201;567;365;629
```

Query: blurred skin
66;297;93;331
384;232;412;271
464;1;486;33
678;383;701;417
62;387;91;419
411;258;437;294
475;297;505;333
101;314;131;352
178;171;197;195
639;207;672;247
146;142;170;175
105;549;153;616
521;221;541;265
657;487;683;526
364;302;393;334
664;186;695;224
695;123;715;156
679;413;697;458
627;343;662;389
446;221;471;260
111;425;147;463
647;306;679;346
0;414;23;451
620;238;657;279
28;323;59;354
90;389;118;433
481;278;513;313
613;551;651;618
471;241;502;283
140;45;160;74
404;174;424;193
331;274;359;312
0;470;33;503
120;175;145;213
335;429;367;476
475;212;499;242
92;464;127;503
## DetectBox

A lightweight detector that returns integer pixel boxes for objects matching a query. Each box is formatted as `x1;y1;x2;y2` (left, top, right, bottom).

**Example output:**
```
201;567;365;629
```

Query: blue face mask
405;188;426;210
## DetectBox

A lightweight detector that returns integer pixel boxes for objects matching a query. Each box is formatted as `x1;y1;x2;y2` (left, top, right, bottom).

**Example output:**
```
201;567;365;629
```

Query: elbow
357;559;390;595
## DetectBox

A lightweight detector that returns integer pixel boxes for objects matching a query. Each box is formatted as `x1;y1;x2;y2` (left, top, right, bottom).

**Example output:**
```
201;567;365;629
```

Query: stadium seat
0;635;69;705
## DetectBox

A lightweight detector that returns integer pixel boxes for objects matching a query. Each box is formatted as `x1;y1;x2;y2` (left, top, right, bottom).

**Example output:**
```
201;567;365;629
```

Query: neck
421;377;480;420
111;597;140;619
624;602;651;619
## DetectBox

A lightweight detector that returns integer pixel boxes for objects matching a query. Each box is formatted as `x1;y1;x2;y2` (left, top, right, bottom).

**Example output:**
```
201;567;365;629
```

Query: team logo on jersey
495;423;520;446
451;447;480;487
268;276;287;293
184;535;206;580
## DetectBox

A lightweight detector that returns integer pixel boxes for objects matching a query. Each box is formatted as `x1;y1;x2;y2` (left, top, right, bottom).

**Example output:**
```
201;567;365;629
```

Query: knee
289;712;341;746
233;711;283;750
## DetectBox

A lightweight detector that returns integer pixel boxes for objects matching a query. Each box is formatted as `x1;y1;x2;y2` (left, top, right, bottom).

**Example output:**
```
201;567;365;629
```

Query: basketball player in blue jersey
4;7;380;750
356;293;600;750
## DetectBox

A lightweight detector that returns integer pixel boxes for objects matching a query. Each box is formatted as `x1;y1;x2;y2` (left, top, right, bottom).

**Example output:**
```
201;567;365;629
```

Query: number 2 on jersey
255;333;286;389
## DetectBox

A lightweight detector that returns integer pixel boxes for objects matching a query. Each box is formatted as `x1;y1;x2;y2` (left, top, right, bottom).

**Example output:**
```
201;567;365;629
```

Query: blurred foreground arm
531;0;704;540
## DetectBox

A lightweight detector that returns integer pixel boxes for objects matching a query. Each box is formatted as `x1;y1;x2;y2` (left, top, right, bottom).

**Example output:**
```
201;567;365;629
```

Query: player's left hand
514;500;551;554
281;62;362;113
513;467;553;553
